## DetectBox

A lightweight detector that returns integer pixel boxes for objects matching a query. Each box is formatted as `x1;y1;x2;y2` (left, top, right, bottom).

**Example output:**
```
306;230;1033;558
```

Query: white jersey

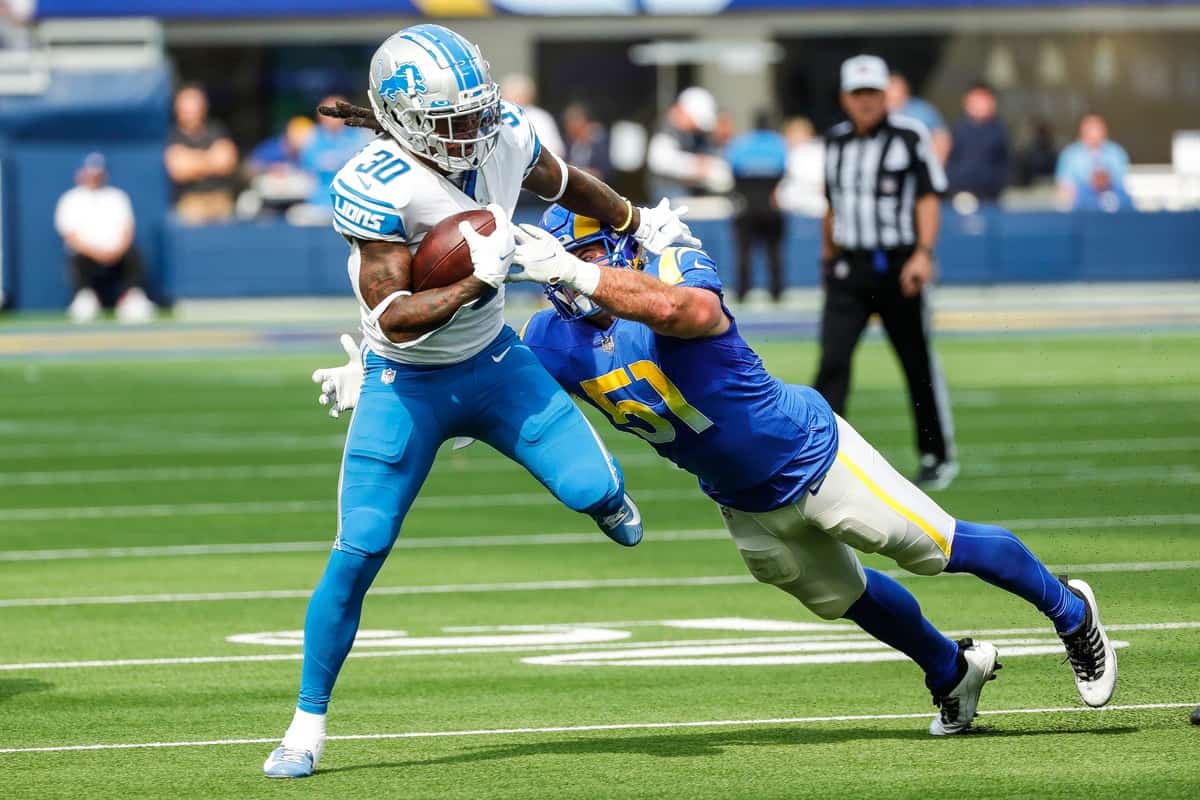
331;100;543;364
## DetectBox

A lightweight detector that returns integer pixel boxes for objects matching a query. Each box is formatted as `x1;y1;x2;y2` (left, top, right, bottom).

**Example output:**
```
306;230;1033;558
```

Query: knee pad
335;507;399;558
737;539;802;586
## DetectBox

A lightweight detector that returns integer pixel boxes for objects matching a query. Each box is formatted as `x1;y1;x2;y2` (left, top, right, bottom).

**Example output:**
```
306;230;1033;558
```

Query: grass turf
1;331;1198;799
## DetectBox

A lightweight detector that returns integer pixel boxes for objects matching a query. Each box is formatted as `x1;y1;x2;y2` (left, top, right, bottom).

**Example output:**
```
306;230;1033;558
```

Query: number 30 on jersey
580;361;713;444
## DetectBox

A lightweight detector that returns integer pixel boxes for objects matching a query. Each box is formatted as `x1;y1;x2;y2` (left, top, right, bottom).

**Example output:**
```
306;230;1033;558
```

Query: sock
843;568;961;695
282;708;326;748
945;520;1085;633
296;547;388;715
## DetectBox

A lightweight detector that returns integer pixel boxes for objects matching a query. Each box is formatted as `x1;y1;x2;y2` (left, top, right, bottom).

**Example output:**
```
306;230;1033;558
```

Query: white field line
0;703;1194;755
0;488;696;523
1;621;1193;673
4;458;1198;488
4;509;1200;561
2;433;1199;462
0;529;731;562
2;559;1198;609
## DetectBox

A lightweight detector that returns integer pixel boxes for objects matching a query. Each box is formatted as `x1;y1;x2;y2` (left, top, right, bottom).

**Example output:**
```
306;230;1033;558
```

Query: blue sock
946;519;1085;634
297;548;387;714
843;568;962;694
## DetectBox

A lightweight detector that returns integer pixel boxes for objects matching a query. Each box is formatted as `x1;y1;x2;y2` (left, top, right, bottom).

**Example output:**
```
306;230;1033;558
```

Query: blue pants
298;326;625;713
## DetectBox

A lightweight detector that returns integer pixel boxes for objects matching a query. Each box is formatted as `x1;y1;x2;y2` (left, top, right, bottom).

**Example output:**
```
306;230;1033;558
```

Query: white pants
721;415;956;619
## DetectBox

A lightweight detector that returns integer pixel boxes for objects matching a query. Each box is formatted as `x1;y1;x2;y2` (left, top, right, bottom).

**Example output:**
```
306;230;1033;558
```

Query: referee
815;55;957;490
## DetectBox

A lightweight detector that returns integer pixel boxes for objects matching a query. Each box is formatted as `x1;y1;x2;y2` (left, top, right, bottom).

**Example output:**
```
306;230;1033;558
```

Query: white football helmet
367;24;502;172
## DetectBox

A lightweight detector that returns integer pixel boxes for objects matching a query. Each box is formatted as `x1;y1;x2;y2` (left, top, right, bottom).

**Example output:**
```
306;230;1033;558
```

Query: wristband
612;199;635;233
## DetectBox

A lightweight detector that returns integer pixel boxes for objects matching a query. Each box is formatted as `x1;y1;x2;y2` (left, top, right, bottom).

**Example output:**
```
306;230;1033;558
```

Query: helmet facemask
544;229;642;322
375;82;501;173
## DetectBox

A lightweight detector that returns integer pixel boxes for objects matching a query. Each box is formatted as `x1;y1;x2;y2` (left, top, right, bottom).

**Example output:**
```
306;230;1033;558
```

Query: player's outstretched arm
511;225;728;340
357;239;489;342
523;151;699;255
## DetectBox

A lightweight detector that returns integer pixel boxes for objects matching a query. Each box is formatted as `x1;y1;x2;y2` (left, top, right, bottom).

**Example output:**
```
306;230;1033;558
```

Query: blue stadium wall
0;68;171;311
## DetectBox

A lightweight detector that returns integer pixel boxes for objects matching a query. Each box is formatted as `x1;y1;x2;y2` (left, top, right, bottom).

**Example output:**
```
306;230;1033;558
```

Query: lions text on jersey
330;100;541;365
522;245;839;513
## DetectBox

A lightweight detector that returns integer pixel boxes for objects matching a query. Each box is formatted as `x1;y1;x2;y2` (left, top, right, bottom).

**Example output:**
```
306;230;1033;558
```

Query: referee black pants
814;247;954;463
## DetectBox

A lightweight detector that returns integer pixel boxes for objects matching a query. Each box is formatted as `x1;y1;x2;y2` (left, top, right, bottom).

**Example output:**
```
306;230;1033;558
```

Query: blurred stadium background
2;3;1199;797
1;0;1199;313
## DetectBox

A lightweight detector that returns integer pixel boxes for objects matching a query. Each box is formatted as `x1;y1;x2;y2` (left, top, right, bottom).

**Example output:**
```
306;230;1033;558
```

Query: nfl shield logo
599;334;615;353
381;368;396;385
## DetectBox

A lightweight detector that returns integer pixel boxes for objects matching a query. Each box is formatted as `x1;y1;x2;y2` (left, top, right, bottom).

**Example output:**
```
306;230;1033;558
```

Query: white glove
312;334;363;419
458;203;514;288
633;198;702;255
509;224;601;295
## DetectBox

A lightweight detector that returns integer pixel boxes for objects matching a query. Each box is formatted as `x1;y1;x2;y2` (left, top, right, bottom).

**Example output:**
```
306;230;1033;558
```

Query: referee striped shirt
824;114;947;251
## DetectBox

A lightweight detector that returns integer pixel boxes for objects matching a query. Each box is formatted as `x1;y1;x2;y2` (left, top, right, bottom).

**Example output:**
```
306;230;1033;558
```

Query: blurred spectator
712;111;737;149
886;73;951;163
725;110;788;303
562;102;611;182
249;116;315;172
775;116;826;217
54;154;154;324
501;73;564;157
299;95;372;208
0;0;33;49
647;86;731;200
165;85;238;224
946;82;1009;203
1015;120;1059;187
1056;114;1132;211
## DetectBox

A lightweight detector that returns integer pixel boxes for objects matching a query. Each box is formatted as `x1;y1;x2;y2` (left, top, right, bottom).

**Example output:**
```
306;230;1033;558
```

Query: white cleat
263;738;324;779
929;638;1001;736
1058;577;1117;708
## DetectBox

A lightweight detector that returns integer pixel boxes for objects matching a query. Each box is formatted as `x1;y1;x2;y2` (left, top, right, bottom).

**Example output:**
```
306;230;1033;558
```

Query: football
410;209;495;292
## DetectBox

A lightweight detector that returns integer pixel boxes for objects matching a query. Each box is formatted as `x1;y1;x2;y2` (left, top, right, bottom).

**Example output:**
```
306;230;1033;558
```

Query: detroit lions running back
263;24;698;779
502;206;1117;736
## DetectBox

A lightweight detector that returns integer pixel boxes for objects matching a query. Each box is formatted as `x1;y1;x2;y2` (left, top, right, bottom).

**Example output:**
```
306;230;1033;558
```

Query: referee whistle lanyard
872;249;889;273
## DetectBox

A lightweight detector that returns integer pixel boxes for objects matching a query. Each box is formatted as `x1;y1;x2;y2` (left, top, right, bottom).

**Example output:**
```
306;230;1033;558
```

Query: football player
314;206;1118;737
264;25;698;779
503;206;1117;735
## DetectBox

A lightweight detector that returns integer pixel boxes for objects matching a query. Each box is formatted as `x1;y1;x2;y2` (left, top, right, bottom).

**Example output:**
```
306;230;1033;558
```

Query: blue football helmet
537;204;641;321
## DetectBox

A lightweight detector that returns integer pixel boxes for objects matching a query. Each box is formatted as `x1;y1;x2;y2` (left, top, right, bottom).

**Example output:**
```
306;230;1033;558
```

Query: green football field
1;331;1198;799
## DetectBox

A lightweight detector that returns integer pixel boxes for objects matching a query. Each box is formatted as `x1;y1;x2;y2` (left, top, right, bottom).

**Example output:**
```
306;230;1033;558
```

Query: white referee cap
841;55;889;92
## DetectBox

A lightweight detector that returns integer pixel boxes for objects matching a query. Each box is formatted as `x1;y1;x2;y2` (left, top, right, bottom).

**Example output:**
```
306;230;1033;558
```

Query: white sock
281;708;326;748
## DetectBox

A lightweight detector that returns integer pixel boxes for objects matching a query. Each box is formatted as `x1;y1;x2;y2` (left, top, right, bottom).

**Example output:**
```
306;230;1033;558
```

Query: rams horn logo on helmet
379;63;428;101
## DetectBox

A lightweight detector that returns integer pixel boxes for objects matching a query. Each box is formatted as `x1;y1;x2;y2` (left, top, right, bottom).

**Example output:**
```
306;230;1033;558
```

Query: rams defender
264;24;697;778
504;207;1118;735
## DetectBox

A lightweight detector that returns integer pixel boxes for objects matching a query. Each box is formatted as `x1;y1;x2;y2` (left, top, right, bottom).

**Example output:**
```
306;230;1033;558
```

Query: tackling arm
356;239;488;343
589;267;730;340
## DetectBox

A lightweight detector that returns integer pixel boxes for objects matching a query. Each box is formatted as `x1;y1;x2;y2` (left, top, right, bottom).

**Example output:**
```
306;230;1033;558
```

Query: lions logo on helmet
367;24;502;171
378;63;427;102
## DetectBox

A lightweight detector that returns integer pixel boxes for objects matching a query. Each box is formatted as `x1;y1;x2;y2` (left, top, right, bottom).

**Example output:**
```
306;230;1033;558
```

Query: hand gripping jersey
522;245;840;513
330;100;542;365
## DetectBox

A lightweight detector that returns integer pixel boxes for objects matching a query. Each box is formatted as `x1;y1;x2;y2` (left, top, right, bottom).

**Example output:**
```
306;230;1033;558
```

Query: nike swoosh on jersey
491;346;512;363
356;173;374;190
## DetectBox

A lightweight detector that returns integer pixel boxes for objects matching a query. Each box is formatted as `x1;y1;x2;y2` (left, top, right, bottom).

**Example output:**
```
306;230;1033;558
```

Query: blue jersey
521;245;838;513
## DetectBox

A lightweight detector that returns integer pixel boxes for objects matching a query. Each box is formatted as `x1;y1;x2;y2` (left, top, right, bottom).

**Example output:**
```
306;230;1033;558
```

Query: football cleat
929;638;1001;736
1058;577;1117;708
595;493;643;547
263;740;323;779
